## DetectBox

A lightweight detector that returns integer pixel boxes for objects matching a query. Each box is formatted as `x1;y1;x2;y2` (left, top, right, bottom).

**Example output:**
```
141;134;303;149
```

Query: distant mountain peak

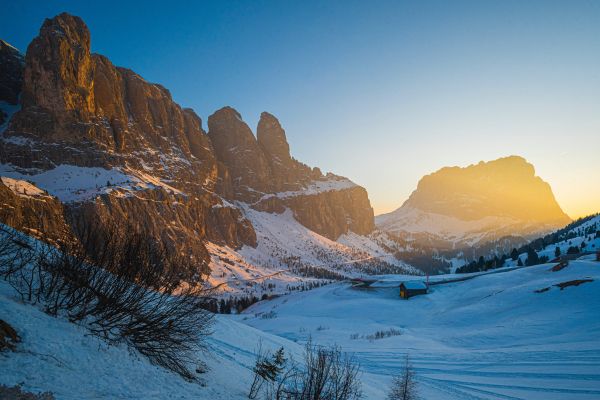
377;156;571;247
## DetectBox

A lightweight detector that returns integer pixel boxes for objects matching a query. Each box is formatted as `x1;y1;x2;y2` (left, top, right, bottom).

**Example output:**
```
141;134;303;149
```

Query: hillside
468;213;600;273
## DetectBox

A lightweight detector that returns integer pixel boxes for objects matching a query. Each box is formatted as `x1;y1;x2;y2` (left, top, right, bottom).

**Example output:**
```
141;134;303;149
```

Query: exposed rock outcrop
255;184;375;238
1;13;253;275
6;13;217;191
403;156;570;224
208;108;374;239
208;107;272;201
257;112;291;165
0;178;72;245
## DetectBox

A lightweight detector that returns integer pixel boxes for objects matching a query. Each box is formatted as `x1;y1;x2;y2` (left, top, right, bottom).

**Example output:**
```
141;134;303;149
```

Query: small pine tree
554;247;561;258
517;258;523;267
525;247;539;266
510;248;519;261
477;256;485;269
248;346;287;399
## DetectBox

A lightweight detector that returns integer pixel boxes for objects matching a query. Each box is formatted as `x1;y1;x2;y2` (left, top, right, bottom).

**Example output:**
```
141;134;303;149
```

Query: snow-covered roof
401;280;428;290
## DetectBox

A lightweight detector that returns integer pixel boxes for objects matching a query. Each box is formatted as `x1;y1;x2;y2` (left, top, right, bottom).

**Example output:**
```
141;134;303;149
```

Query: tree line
457;214;599;274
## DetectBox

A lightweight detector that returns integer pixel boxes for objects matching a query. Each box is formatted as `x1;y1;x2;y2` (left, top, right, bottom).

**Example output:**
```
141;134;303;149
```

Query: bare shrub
250;339;362;400
350;328;402;341
289;340;362;400
0;384;54;400
365;328;401;341
0;221;214;381
0;226;37;294
387;355;418;400
259;310;277;320
0;319;20;351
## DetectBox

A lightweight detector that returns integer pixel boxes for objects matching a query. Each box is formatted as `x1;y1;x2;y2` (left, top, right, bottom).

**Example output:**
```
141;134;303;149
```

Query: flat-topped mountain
377;156;571;247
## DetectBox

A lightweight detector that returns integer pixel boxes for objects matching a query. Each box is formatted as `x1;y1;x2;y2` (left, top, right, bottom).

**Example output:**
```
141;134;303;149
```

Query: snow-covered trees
387;355;418;400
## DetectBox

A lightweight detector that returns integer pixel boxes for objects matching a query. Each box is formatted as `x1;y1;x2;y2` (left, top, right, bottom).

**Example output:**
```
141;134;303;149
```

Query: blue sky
2;1;599;217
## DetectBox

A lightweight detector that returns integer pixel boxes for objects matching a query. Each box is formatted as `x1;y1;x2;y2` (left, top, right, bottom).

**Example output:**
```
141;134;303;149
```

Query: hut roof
401;281;427;290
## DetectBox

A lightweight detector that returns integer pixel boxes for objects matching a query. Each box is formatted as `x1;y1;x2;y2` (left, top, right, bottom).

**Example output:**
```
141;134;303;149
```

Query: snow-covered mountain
377;156;571;251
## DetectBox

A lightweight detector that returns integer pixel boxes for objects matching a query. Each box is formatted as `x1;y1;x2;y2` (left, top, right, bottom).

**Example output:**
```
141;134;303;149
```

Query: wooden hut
399;281;428;299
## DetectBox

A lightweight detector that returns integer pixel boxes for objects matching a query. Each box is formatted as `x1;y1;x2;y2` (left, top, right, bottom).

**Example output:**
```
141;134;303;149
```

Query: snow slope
376;205;544;247
0;162;415;297
0;164;182;203
202;205;417;296
0;276;310;399
2;228;599;399
243;259;600;399
376;206;520;243
257;176;357;202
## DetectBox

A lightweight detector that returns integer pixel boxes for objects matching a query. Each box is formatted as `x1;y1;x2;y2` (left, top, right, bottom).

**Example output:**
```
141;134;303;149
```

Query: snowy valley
2;230;599;399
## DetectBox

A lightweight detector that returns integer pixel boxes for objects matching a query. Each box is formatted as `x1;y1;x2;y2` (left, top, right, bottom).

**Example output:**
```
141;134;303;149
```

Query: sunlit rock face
377;156;571;247
208;106;273;202
0;12;377;282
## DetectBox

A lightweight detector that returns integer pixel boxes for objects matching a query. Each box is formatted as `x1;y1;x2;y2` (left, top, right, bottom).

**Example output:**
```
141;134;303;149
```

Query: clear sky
2;1;599;218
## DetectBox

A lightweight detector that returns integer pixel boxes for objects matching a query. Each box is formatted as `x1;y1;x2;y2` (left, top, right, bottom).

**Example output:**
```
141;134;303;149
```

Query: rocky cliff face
0;13;375;283
0;178;72;245
207;107;373;239
377;156;571;248
403;156;570;224
6;13;217;187
0;39;24;125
